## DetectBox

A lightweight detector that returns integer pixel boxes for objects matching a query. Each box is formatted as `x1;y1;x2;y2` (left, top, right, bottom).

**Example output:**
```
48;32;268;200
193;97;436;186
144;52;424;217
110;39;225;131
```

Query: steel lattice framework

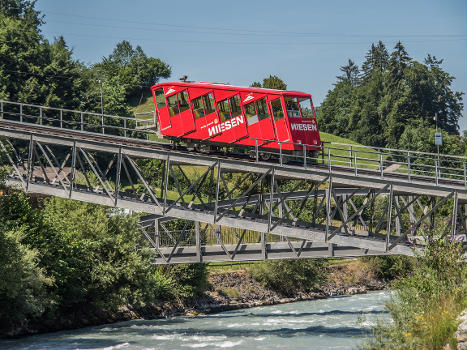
0;100;466;264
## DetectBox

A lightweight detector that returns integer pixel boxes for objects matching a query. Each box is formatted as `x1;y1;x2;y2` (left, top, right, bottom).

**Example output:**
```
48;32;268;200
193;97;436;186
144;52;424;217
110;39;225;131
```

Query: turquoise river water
0;291;390;350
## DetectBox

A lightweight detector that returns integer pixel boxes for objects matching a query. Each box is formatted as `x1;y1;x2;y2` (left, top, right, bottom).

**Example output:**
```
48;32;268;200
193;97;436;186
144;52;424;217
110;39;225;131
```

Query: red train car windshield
151;81;321;152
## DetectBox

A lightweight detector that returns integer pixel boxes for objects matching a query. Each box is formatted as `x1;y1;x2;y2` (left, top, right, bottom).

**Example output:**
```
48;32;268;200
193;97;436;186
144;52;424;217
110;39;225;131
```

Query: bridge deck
0;107;465;263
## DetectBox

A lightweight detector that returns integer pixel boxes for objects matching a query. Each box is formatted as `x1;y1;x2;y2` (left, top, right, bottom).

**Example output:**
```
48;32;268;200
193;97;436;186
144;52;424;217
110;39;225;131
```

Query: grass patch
219;287;241;298
132;97;155;114
320;131;388;170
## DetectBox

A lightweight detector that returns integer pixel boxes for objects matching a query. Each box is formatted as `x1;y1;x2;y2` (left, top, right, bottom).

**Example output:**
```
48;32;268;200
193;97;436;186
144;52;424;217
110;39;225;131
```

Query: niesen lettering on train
290;123;317;131
208;115;245;136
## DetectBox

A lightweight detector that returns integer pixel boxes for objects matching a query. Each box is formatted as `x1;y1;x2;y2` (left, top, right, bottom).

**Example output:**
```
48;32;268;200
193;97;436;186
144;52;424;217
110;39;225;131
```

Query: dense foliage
361;234;467;350
0;190;208;335
251;75;287;90
249;258;325;296
0;0;171;115
318;41;465;152
361;255;415;281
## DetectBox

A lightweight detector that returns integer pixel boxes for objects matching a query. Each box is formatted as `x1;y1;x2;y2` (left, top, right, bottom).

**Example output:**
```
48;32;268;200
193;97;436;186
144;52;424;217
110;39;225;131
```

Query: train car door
165;88;196;137
270;97;290;143
152;87;171;130
191;92;220;140
241;93;277;147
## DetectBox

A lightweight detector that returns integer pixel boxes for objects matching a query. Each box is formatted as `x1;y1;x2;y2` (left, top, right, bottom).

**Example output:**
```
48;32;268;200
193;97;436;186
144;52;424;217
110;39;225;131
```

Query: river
0;291;390;350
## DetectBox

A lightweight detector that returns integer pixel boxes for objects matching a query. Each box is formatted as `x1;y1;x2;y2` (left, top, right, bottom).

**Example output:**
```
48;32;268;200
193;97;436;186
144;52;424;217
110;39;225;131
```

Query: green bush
0;224;52;332
157;263;208;299
249;259;325;296
0;192;209;334
360;237;467;350
361;255;415;280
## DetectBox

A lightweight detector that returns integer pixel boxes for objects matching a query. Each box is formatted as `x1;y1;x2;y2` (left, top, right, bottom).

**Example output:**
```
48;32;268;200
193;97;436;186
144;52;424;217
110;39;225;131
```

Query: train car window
178;90;190;113
284;97;300;117
167;94;179;117
244;102;258;125
271;98;285;121
229;95;242;118
154;88;166;110
217;100;231;122
192;97;205;119
203;93;215;115
298;98;314;118
256;98;269;121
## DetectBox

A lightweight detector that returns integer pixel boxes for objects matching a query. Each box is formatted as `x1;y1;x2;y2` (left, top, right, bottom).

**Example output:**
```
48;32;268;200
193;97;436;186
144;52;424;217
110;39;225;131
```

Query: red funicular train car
151;81;321;156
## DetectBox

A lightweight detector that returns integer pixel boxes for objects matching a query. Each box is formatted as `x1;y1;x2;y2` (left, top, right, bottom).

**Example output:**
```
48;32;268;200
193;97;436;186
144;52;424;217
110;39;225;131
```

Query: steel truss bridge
0;100;466;264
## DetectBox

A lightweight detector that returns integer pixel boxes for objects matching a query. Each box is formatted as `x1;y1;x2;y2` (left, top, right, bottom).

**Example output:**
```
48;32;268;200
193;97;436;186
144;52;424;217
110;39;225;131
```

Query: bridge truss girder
0;128;465;264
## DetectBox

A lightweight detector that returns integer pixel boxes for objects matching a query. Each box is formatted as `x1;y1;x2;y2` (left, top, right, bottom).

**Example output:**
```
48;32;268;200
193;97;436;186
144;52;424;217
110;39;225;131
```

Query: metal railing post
328;147;331;173
101;114;105;134
435;160;439;186
379;152;383;177
20;104;23;123
438;155;442;179
60;109;63;129
69;140;77;198
124;119;127;138
303;144;307;169
255;139;259;162
0;101;3;120
407;151;411;181
279;142;282;166
349;146;353;167
39;107;42;125
26;134;34;191
321;144;325;164
80;112;84;131
354;151;358;176
464;161;466;190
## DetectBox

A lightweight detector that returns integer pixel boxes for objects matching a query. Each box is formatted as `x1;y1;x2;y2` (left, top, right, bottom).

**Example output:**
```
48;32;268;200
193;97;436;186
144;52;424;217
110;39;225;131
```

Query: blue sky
36;0;466;131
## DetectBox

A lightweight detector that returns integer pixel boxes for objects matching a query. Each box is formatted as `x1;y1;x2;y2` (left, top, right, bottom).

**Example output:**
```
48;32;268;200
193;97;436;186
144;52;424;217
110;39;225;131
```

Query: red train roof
152;81;311;97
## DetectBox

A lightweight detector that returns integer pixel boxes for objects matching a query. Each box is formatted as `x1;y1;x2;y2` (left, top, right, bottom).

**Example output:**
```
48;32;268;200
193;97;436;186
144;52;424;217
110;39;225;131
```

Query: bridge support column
342;194;349;234
155;218;160;248
328;243;335;257
195;221;201;263
395;196;402;236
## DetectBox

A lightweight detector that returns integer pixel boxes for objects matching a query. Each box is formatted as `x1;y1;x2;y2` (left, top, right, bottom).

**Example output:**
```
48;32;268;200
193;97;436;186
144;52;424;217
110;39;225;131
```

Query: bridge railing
1;100;465;189
253;138;467;189
0;100;158;140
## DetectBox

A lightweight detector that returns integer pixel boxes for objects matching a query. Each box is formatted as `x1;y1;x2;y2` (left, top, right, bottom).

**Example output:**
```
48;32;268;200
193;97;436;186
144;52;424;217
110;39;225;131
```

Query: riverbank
3;259;386;338
182;260;386;316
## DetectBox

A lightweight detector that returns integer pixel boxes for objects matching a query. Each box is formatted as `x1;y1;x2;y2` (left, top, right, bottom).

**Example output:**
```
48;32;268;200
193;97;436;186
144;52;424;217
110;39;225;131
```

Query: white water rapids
0;291;391;350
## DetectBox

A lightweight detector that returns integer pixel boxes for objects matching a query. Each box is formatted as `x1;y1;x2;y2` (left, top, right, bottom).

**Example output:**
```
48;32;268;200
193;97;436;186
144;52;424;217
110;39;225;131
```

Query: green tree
0;1;86;109
251;75;287;90
91;40;171;114
317;80;355;137
0;224;52;332
319;41;464;151
30;198;161;313
361;41;389;80
336;59;360;87
0;188;53;332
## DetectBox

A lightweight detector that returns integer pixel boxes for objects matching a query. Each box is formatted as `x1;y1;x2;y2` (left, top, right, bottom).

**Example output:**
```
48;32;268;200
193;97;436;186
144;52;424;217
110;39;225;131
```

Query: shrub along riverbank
360;238;467;350
0;191;207;337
